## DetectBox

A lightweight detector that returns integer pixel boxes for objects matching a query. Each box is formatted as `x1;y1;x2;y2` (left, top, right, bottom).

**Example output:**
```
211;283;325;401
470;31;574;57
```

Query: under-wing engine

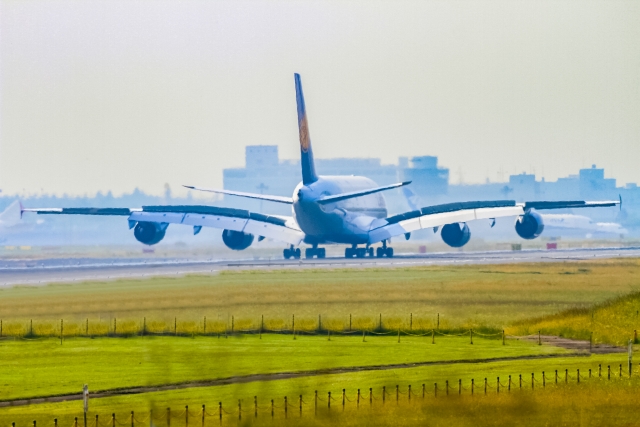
133;221;167;245
515;210;544;239
441;223;471;248
222;229;254;250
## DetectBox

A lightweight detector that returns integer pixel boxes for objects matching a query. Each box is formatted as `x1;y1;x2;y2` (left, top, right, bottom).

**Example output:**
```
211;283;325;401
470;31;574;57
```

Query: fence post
502;330;505;345
432;329;435;344
357;389;360;407
202;405;206;426
218;402;222;425
315;390;318;415
383;386;386;403
555;370;558;384
75;417;78;427
577;369;580;383
55;419;57;427
619;364;622;378
271;400;274;418
239;400;242;421
445;381;448;396
422;384;425;398
470;329;473;345
342;390;345;410
409;385;412;400
167;408;170;427
185;406;188;427
370;388;373;406
131;411;134;427
589;369;592;378
508;375;512;391
532;373;534;389
328;392;331;410
254;397;257;418
565;369;568;383
519;374;522;389
471;379;474;395
538;330;541;345
299;395;302;417
458;380;461;395
363;330;366;342
497;377;500;394
434;383;437;398
542;372;545;388
484;378;487;395
112;413;115;427
95;417;99;427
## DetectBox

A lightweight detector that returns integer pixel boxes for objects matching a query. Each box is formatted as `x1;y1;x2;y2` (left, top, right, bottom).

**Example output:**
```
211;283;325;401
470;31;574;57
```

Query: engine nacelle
133;221;167;245
441;223;471;248
222;229;254;250
515;210;544;239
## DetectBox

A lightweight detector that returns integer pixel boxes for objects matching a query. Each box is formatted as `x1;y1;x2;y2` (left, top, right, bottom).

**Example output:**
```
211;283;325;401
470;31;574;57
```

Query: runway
0;246;639;288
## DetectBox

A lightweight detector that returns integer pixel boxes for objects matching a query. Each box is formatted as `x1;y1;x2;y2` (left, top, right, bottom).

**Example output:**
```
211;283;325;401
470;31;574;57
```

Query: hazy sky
1;0;639;197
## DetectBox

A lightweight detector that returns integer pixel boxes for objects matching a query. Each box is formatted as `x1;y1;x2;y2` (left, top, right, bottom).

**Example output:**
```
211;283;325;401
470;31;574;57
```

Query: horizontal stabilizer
317;181;411;205
183;186;293;204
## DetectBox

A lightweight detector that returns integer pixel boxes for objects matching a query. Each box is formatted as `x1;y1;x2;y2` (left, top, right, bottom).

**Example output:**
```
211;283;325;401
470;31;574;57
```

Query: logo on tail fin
299;115;310;153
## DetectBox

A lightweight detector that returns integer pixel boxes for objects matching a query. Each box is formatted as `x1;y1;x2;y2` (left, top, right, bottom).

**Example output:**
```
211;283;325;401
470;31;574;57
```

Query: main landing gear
283;245;301;259
375;240;394;258
305;245;326;259
344;244;392;258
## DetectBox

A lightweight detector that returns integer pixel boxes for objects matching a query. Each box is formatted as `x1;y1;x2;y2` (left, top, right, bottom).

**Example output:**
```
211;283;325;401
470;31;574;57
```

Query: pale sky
1;0;639;197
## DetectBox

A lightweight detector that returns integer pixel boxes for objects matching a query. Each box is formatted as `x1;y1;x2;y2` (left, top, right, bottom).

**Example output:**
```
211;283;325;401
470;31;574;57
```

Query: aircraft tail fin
294;73;318;185
0;200;22;227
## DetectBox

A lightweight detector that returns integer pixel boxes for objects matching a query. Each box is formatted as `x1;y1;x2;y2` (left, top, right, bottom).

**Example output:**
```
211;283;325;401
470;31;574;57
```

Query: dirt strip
0;352;591;408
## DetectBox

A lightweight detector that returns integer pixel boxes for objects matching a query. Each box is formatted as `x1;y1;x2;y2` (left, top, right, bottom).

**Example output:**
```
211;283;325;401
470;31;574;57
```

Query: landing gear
305;246;326;259
376;241;394;258
345;245;374;258
283;245;301;259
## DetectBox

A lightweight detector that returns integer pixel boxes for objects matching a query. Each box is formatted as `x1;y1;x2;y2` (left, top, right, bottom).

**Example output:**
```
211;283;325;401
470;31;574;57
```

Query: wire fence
12;362;640;427
0;314;507;341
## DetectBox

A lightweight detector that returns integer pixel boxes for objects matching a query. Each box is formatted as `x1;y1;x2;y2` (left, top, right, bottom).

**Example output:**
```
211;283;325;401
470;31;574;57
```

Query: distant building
401;156;449;198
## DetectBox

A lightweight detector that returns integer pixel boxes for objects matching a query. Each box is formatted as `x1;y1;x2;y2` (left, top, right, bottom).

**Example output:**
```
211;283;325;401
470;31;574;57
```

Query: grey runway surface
1;246;639;288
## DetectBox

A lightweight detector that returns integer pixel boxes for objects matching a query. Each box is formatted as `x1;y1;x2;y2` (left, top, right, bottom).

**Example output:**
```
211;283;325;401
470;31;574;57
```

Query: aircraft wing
368;199;620;244
183;186;293;204
23;205;305;245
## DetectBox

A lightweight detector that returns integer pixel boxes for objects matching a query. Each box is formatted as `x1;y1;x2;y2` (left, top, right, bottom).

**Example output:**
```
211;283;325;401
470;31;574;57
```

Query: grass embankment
2;259;640;334
0;353;631;426
508;291;640;346
0;334;566;401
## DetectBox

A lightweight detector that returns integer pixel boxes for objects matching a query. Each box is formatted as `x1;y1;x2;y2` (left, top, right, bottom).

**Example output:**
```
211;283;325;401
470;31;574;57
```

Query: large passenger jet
24;74;620;259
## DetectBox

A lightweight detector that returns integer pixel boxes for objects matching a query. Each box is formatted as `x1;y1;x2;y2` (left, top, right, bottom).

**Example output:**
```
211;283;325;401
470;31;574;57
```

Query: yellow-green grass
0;352;631;427
0;334;567;401
508;291;640;346
2;259;640;332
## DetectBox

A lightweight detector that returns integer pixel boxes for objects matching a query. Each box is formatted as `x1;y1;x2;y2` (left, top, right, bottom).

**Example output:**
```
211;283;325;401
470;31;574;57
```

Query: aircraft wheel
368;247;374;257
283;249;292;259
345;247;354;258
386;247;394;258
305;248;315;259
317;248;326;258
294;248;301;259
356;248;366;258
376;247;384;258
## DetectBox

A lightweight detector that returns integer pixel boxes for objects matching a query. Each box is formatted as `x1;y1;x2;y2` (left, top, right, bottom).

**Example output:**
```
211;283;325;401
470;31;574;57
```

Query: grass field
2;259;640;333
3;259;640;426
0;335;567;401
0;352;631;426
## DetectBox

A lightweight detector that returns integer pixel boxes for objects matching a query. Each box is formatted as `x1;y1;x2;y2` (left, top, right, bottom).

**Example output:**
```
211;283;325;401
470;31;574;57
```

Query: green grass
2;259;640;332
0;352;631;426
508;290;640;346
0;334;567;401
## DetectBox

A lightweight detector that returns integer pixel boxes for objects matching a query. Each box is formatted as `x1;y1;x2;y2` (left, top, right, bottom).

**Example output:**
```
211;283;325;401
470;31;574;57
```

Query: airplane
23;74;621;259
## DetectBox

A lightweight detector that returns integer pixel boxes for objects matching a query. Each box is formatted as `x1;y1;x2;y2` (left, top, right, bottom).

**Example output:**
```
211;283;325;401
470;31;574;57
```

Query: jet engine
133;221;167;245
222;229;254;250
515;210;544;239
441;223;471;248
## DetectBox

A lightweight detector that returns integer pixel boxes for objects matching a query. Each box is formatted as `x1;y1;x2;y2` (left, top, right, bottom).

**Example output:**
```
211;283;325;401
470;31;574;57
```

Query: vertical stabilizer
294;73;318;185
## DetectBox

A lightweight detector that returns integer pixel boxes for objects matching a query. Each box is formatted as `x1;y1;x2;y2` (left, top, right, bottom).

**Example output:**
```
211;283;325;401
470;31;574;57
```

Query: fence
0;314;505;341
10;363;640;427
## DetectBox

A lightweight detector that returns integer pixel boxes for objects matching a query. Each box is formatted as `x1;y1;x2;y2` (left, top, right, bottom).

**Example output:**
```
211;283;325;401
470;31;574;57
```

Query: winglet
619;194;623;211
294;73;318;185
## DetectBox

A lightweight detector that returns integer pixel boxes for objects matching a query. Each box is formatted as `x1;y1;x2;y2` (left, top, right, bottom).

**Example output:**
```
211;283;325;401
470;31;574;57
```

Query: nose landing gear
283;245;301;259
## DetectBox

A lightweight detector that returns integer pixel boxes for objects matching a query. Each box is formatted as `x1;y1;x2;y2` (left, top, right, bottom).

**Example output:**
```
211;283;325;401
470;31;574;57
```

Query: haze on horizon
1;0;638;198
